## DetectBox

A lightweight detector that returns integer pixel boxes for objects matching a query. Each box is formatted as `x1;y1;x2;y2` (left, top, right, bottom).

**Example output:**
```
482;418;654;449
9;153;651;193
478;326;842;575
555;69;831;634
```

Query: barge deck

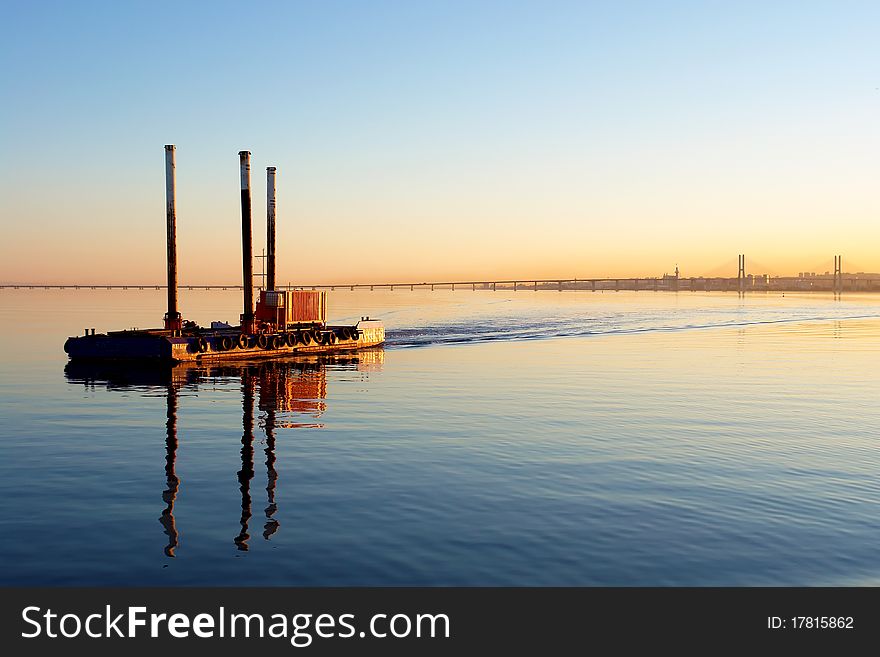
65;320;385;362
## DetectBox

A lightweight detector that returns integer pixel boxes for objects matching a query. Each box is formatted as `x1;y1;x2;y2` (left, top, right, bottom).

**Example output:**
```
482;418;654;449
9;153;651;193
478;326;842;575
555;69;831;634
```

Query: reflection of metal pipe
160;382;180;557
164;145;182;330
240;151;254;332
263;408;280;540
266;167;277;292
235;369;255;551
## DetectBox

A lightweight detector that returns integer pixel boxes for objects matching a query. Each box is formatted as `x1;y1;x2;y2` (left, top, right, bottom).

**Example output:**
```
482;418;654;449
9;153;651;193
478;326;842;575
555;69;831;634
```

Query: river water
1;288;879;585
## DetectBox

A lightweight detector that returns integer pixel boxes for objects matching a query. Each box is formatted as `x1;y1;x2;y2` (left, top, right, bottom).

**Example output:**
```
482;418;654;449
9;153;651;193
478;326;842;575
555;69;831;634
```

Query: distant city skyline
2;1;878;284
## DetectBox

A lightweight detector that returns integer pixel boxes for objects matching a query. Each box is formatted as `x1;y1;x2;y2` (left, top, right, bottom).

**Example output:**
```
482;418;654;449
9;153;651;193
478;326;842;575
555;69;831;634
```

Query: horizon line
3;271;879;289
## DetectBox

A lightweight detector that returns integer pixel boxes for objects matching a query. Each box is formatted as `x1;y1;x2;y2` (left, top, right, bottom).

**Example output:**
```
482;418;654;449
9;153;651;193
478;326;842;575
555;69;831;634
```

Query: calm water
2;288;880;586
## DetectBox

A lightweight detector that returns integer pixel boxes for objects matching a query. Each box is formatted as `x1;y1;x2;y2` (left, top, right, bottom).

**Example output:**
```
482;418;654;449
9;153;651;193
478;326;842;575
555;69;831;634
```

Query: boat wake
385;311;880;349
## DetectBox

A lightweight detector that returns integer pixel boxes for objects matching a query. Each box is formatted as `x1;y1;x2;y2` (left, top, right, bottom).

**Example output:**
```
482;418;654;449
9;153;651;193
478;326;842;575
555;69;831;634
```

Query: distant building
661;265;680;281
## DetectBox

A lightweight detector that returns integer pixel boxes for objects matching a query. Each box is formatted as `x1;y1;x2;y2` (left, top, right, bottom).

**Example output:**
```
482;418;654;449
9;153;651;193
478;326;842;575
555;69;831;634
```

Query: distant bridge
3;276;879;293
2;251;874;293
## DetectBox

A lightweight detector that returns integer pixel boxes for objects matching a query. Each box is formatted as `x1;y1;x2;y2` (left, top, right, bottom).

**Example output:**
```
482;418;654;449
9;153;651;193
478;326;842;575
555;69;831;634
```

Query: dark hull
65;321;385;363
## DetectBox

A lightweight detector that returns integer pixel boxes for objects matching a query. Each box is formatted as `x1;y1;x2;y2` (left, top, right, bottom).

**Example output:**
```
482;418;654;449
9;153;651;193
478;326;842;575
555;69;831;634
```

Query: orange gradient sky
2;2;879;284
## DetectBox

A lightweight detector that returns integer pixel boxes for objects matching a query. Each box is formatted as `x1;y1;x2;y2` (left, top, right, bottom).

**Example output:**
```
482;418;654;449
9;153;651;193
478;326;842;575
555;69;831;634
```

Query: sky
1;0;878;284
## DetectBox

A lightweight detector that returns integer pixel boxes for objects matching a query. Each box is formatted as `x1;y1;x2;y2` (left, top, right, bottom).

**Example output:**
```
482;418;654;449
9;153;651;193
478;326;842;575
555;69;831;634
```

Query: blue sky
2;1;878;283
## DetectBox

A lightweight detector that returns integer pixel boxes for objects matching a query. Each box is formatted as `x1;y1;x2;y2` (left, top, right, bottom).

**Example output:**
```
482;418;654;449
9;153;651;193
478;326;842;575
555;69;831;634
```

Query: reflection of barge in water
64;146;384;362
65;351;383;554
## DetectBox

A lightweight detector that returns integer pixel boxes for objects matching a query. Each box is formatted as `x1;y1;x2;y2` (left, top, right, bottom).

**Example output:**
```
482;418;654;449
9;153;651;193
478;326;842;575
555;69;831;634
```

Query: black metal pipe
164;145;181;330
240;151;254;327
266;167;277;291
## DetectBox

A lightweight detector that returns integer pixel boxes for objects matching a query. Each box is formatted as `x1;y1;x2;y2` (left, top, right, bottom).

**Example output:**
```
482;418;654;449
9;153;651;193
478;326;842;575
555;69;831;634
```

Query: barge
64;146;384;362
